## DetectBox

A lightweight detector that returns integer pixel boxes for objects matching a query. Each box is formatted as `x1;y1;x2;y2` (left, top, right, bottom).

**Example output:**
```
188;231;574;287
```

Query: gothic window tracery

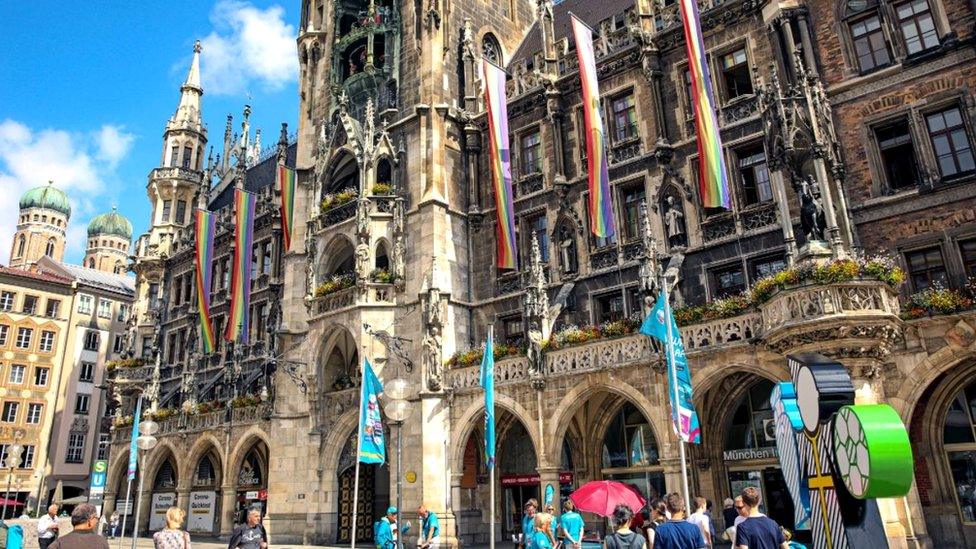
482;33;502;64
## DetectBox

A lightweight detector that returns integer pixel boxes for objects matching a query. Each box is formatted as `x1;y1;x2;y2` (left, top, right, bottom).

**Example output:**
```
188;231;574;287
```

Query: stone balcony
111;402;272;443
308;282;396;321
446;277;900;391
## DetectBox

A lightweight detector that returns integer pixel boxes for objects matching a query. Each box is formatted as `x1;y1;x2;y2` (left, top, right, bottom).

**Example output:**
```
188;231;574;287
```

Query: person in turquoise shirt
522;499;539;549
417;505;440;549
545;505;560;538
533;513;556;549
560;500;585;549
376;507;398;549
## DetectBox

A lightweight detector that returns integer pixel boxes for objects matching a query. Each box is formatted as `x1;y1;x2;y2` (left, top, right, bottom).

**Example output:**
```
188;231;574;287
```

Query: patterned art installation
770;353;914;549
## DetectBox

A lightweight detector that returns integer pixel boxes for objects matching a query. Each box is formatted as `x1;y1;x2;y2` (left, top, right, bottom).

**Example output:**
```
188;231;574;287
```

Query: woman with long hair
152;507;191;549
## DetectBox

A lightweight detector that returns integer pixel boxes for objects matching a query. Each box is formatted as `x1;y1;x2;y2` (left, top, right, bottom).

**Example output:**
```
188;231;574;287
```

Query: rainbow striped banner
277;165;297;251
482;58;518;269
194;209;217;353
680;0;731;209
225;188;256;344
571;14;616;238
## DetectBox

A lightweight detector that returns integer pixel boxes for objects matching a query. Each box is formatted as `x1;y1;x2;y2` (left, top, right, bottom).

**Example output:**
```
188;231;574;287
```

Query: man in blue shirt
653;493;707;549
521;498;538;549
559;501;584;549
734;488;788;549
376;507;398;549
417;506;440;549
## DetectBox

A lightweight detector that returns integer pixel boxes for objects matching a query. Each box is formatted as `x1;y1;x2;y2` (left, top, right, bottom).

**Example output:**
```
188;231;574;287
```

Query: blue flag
358;359;386;464
479;332;496;468
127;396;142;480
640;293;702;444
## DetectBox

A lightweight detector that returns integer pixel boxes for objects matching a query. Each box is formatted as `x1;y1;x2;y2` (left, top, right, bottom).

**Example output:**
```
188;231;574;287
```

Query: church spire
168;40;205;134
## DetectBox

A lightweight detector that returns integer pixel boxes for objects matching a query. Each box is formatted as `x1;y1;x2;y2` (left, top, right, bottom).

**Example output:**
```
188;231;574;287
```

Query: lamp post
2;443;24;520
383;377;411;549
130;420;158;549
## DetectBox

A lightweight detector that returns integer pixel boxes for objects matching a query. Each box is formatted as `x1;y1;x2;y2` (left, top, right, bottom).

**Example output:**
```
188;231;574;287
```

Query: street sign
88;459;108;507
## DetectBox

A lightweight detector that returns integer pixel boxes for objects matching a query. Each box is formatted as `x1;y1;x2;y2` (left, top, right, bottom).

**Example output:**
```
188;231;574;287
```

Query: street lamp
2;444;24;520
382;377;412;549
129;420;158;549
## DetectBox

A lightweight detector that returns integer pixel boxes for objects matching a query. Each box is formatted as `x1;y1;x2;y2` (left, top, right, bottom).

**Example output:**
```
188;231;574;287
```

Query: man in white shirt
37;504;59;549
687;497;713;548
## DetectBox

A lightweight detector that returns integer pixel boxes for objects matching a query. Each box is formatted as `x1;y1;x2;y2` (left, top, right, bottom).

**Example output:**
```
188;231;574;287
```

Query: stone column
177;486;191;516
643;47;671;144
771;170;797;266
137;489;153;533
537;466;561;513
219;485;237;536
421;394;457;547
796;12;818;76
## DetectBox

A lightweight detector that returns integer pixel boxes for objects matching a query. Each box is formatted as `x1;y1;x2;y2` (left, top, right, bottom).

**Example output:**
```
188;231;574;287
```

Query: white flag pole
488;325;496;549
661;280;691;507
352;357;367;549
117;477;132;549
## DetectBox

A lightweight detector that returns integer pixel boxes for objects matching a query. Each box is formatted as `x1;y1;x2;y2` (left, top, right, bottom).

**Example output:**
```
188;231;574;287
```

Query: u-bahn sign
88;460;108;508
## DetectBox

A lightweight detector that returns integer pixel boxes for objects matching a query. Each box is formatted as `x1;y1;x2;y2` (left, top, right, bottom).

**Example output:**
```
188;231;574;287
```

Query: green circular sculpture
832;404;913;499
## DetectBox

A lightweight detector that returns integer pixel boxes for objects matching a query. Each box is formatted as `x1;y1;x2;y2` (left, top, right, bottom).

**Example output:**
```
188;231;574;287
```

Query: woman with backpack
603;504;647;549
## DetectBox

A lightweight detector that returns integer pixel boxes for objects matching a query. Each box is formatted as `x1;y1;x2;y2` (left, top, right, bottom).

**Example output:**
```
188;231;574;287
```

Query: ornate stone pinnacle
193;39;202;54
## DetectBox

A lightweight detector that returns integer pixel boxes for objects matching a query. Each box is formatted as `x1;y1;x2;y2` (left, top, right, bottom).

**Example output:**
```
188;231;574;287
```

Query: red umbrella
0;497;23;506
569;480;647;517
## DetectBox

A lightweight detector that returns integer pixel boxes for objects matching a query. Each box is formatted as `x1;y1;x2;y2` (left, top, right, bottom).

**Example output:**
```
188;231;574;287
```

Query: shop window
735;145;772;205
943;380;976;523
849;12;892;72
905;246;948;291
520;131;542;175
711;264;747;298
925;107;975;179
720;48;753;100
611;93;639;142
602;403;661;468
622;186;646;240
875;119;920;191
895;0;939;56
594;291;625;324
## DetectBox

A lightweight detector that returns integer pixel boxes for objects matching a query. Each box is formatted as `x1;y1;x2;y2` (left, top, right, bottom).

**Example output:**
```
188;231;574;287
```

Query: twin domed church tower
9;181;133;274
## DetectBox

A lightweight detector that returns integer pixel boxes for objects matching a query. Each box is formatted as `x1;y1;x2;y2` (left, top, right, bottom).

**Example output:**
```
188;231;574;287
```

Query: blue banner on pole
358;359;386;464
640;293;702;444
127;396;142;480
480;333;496;468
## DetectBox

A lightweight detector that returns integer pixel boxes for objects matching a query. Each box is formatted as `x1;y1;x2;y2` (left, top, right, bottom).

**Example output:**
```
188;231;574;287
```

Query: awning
0;497;24;506
59;495;89;505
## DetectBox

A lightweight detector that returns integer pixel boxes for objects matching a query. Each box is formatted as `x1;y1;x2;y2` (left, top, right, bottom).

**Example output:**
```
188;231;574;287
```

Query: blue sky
0;1;300;265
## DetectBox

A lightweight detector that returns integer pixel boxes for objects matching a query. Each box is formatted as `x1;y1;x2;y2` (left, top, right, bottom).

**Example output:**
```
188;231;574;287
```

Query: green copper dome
87;208;133;240
19;182;71;217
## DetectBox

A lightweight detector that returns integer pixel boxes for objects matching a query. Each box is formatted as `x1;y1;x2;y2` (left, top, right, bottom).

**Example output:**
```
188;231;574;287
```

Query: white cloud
95;125;136;168
0;119;134;264
199;1;298;96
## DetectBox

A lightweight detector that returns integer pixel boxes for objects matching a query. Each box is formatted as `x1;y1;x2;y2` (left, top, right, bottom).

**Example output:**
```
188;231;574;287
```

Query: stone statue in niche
355;240;370;283
799;176;827;242
526;319;544;381
423;325;443;391
392;237;405;280
662;194;687;248
356;197;370;238
557;225;578;275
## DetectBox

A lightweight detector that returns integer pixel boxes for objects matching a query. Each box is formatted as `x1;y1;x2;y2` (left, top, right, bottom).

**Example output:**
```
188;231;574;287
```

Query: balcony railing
316;200;357;230
112;402;272;442
310;286;358;318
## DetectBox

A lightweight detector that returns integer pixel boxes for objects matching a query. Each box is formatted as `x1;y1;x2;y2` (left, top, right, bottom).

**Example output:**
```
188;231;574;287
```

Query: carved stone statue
663;195;687;248
392;237;406;280
799;177;827;242
355;240;370;281
526;319;544;380
356;197;370;238
426;287;443;328
304;226;317;305
557;225;577;274
392;197;405;236
423;325;443;391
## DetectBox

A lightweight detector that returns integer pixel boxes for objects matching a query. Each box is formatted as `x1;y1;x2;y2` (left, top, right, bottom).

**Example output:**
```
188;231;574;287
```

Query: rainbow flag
680;0;731;209
277;165;297;251
194;209;217;353
225;189;256;344
482;59;518;269
572;14;616;238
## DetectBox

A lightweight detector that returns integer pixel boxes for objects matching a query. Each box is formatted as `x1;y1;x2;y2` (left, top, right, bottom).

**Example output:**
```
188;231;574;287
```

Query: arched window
482;33;502;64
16;235;26;258
601;403;665;500
153;459;178;490
724;379;776;452
88;258;95;269
44;238;56;257
114;262;124;275
943;379;976;523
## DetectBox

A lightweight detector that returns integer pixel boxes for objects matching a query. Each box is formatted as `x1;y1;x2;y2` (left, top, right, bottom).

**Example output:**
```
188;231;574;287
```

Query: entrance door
503;485;539;540
761;467;796;531
338;465;376;544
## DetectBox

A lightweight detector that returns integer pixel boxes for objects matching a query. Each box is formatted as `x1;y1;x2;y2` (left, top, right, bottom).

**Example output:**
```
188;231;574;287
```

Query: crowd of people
517;487;805;549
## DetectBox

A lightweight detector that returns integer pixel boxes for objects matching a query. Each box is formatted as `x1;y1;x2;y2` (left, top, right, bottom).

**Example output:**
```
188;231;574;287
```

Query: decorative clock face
796;366;820;433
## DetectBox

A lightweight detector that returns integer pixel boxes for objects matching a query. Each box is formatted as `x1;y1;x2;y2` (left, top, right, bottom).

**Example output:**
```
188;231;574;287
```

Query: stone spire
168;40;204;134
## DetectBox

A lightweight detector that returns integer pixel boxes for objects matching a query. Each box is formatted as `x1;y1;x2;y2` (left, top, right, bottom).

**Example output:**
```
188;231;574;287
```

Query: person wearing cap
377;507;398;549
417;506;440;549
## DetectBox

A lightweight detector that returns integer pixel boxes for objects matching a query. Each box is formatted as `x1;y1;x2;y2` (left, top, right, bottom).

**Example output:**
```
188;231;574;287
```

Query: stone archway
227;432;270;527
186;437;225;535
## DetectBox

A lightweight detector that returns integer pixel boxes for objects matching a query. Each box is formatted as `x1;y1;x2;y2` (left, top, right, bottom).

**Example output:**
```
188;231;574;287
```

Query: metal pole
662;280;691;507
3;468;12;520
396;422;403;549
490;465;496;549
130;452;146;549
352;358;367;549
117;478;133;549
